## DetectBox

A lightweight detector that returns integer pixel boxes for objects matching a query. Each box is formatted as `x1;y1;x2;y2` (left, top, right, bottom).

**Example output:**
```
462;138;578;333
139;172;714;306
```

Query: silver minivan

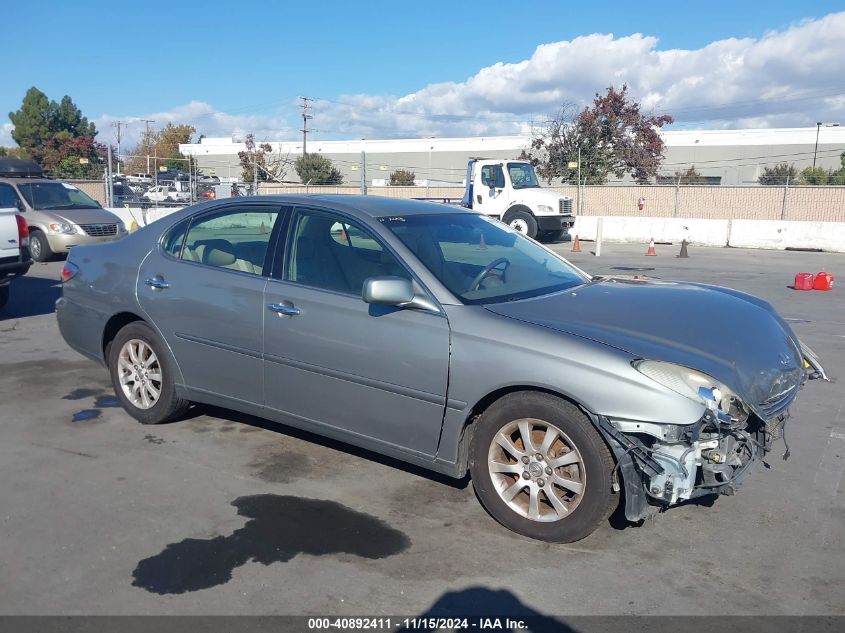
0;158;127;261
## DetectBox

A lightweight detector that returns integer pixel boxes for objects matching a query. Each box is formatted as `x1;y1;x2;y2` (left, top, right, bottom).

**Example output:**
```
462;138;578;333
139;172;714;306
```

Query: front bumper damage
593;342;829;523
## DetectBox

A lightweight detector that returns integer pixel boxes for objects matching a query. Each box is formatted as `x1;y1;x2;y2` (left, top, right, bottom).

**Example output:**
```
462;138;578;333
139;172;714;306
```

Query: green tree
389;169;416;185
673;166;707;185
8;87;53;149
294;153;343;185
758;162;797;185
798;167;828;185
523;85;673;185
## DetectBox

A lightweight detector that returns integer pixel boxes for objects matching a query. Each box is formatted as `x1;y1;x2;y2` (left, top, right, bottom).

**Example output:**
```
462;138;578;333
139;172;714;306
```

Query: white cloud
310;12;845;138
15;13;845;146
94;101;296;150
0;123;14;146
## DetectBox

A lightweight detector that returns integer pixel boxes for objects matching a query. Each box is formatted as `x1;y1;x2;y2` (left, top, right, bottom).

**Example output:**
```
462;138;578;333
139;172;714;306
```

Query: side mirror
362;276;414;305
362;276;439;313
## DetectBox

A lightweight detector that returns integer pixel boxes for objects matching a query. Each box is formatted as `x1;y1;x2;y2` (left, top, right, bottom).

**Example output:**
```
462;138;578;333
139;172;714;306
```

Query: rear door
0;184;23;259
262;206;451;457
137;202;284;405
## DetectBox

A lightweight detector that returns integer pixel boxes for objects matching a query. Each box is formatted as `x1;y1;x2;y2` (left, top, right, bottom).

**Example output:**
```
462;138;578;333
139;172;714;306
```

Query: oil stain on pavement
131;494;411;594
71;409;101;423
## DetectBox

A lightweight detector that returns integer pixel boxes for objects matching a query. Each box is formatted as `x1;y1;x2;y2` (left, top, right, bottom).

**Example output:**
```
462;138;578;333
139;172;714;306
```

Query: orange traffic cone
678;239;689;258
646;238;657;256
571;235;581;253
339;228;348;242
479;233;487;250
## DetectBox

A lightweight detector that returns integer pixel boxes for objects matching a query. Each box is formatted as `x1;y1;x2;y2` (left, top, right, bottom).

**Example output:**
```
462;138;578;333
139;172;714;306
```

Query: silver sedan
56;195;827;542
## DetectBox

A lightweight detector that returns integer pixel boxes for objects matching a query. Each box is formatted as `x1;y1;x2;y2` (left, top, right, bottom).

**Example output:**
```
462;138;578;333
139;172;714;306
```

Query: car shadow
1;274;62;319
186;403;471;491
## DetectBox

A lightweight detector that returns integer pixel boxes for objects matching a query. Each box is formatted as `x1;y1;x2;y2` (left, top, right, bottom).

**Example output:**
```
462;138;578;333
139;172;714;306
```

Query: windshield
507;163;540;189
17;182;100;210
380;213;587;304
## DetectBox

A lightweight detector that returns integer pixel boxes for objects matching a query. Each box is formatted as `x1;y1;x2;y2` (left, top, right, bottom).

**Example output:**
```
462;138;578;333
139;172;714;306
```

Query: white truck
142;185;190;204
421;159;575;241
0;206;31;309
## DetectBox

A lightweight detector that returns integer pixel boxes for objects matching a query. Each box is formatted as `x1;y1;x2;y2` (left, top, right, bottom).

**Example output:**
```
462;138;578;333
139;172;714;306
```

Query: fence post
674;176;681;218
780;174;790;221
360;150;367;195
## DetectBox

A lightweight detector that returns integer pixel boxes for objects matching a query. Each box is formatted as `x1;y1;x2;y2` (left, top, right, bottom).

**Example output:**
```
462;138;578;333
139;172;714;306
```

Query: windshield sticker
61;183;79;191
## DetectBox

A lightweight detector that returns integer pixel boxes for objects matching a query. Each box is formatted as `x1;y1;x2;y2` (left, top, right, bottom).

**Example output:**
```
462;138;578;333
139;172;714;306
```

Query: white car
142;186;190;204
126;173;154;185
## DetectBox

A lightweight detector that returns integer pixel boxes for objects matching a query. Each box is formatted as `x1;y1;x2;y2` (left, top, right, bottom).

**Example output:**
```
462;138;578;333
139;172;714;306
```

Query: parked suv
0;158;127;262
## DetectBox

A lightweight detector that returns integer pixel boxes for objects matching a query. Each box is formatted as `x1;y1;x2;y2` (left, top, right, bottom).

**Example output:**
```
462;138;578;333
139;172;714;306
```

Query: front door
137;203;282;405
262;206;450;457
477;163;509;218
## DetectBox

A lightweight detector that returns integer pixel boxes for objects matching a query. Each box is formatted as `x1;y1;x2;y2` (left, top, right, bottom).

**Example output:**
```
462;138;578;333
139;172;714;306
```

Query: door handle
145;277;169;289
267;302;301;316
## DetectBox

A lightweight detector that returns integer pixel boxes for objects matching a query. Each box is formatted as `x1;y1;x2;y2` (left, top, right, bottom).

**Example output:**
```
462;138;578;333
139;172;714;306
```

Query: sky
2;0;844;149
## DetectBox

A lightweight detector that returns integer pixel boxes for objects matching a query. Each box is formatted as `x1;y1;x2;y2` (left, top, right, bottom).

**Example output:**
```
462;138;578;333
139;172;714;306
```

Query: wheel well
102;312;145;359
501;205;533;224
458;385;592;461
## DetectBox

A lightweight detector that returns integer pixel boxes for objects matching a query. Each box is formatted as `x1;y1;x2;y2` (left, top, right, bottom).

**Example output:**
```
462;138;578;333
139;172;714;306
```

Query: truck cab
461;159;574;241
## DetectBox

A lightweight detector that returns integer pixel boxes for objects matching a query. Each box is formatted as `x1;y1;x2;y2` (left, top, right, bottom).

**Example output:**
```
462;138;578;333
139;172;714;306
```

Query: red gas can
794;272;815;290
813;272;835;291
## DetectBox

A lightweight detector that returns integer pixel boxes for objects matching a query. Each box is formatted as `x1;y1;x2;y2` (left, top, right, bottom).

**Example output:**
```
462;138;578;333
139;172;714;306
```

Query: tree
798;167;828;185
389;169;416;185
758;162;797;185
7;87;101;177
8;88;96;151
238;134;290;183
124;123;196;175
523;85;673;184
294;153;343;185
673;166;707;185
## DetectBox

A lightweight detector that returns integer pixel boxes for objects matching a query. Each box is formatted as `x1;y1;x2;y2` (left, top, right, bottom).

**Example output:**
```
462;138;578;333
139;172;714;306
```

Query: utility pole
577;146;581;216
106;145;114;207
360;149;367;195
299;97;313;155
112;121;125;174
141;119;155;173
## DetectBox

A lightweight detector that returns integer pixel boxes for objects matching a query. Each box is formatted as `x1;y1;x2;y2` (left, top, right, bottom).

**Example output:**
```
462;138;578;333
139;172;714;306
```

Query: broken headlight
633;360;743;420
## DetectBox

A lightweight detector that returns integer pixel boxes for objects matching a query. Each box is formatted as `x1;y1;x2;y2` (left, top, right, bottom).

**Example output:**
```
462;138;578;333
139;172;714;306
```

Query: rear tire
29;230;52;263
538;229;566;242
469;391;616;542
108;321;190;425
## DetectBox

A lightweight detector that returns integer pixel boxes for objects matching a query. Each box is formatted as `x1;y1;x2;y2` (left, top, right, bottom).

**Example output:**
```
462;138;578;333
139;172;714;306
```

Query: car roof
241;194;468;219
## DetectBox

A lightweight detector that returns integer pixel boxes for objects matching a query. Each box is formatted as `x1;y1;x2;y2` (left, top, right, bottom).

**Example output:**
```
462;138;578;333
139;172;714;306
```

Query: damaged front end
595;346;828;522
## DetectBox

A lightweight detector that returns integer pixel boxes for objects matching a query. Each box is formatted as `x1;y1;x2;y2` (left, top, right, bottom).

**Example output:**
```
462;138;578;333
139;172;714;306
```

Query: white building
180;126;845;186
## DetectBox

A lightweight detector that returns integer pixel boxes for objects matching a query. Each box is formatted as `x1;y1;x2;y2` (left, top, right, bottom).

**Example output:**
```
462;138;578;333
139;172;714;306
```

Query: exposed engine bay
596;381;798;521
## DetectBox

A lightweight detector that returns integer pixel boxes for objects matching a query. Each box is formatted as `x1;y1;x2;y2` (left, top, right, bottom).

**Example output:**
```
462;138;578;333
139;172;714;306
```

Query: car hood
511;187;566;206
485;277;805;420
45;208;120;225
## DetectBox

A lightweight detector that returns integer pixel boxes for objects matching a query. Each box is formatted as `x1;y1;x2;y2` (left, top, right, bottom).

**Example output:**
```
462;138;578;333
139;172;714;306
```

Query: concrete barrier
572;217;729;247
729;220;845;251
571;216;845;252
106;207;184;230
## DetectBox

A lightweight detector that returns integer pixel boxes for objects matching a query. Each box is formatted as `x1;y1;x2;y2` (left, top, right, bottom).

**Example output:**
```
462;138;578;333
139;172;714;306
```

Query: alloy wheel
117;339;162;410
487;418;586;522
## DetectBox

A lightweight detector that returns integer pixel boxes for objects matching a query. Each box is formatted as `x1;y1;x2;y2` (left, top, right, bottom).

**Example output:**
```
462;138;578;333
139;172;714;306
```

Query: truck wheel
0;285;9;309
538;229;566;242
469;391;616;542
506;211;537;239
29;230;53;263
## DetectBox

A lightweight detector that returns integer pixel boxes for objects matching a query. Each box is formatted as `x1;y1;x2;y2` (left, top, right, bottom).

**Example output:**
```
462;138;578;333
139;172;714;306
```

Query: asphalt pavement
0;241;842;616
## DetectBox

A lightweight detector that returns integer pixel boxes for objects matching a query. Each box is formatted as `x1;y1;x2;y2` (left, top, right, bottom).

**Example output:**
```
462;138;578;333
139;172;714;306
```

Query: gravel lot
0;241;842;616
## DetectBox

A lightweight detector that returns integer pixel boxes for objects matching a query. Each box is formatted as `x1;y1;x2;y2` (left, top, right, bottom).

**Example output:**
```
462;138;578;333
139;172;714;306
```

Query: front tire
506;210;538;239
469;391;615;542
108;321;190;425
29;230;53;263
